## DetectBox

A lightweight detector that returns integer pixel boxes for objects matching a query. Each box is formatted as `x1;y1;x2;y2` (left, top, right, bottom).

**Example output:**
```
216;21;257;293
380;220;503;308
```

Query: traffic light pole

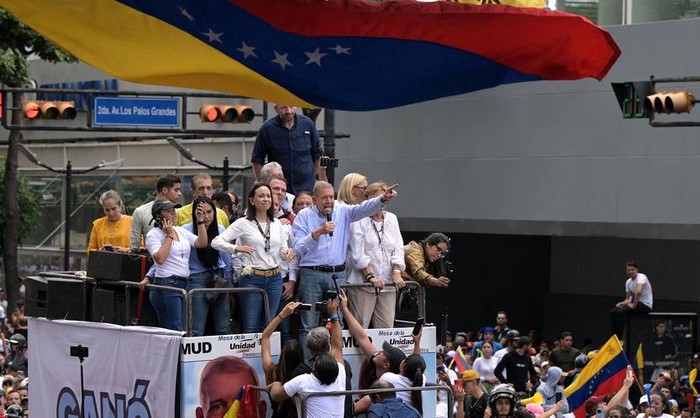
166;137;250;190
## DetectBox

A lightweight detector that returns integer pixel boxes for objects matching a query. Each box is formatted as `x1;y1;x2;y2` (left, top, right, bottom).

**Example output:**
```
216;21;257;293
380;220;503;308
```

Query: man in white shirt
268;297;345;418
611;261;653;338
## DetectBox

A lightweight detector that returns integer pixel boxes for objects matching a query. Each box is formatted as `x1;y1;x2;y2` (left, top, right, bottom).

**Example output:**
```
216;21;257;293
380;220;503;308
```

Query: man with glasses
404;232;451;288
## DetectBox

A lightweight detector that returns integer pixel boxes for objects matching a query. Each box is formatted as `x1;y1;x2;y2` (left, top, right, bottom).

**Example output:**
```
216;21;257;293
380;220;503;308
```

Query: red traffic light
21;100;76;120
199;104;254;123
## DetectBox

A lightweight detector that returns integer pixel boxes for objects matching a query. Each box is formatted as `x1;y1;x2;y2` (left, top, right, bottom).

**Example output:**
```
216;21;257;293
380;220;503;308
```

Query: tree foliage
1;8;75;309
0;8;76;85
0;157;41;252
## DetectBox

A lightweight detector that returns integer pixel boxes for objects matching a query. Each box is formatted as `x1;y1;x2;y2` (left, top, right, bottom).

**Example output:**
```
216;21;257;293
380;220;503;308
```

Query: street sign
94;97;180;127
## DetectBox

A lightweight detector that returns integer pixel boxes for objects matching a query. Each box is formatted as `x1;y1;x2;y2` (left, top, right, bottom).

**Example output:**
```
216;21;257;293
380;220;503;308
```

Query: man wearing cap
472;327;504;359
293;181;398;355
611;261;653;339
463;369;488;418
494;336;538;393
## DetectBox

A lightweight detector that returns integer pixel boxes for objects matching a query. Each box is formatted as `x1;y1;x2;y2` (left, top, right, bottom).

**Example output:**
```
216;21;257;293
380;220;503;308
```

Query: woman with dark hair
262;301;304;418
379;354;427;414
404;232;452;288
212;182;294;333
144;200;208;331
183;195;232;336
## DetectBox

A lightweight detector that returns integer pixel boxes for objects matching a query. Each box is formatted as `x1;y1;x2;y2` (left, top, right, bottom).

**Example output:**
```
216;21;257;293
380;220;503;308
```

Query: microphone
325;208;333;237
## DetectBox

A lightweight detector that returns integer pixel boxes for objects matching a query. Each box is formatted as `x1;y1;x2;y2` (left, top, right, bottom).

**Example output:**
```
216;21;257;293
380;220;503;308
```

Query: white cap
639;396;649;406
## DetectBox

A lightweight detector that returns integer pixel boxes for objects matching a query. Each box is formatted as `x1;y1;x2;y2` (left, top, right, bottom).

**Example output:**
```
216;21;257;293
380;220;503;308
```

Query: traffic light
644;91;695;114
199;104;254;123
21;100;77;120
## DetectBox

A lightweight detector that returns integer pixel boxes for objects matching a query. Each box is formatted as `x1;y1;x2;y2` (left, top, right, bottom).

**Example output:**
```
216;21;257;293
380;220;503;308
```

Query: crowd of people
75;104;678;417
0;289;32;417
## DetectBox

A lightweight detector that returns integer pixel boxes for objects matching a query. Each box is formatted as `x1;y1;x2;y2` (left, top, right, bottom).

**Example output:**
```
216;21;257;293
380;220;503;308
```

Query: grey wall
334;18;700;240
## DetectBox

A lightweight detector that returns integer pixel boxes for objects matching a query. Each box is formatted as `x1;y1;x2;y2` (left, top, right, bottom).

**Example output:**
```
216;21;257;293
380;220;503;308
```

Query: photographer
404;232;451;288
268;296;345;418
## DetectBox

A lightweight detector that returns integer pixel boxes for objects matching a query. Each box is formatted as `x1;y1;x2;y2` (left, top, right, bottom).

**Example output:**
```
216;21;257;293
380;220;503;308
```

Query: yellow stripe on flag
0;0;313;107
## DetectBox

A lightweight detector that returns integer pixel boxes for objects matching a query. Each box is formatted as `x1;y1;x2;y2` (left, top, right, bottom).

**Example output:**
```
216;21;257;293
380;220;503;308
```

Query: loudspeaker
87;251;152;282
91;288;115;323
46;277;88;320
91;282;159;327
25;276;48;318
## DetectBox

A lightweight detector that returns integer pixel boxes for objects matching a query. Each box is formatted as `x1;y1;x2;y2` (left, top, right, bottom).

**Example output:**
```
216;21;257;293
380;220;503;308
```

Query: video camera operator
404;232;452;288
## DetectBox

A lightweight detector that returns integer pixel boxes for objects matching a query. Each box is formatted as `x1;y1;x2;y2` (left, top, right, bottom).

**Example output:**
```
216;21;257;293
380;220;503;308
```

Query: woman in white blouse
212;183;293;333
346;182;406;328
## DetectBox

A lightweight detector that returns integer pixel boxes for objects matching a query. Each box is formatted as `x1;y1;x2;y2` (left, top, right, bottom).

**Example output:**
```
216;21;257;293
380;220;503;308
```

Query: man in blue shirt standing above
252;104;327;194
293;181;398;358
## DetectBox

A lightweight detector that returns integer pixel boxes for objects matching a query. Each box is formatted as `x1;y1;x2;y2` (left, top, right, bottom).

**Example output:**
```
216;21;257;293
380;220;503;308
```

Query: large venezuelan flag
564;335;629;418
0;0;620;111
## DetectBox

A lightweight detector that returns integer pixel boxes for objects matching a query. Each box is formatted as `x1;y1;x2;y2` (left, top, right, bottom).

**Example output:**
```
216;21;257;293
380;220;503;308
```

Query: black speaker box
91;282;159;327
87;251;152;282
25;276;48;318
27;276;88;320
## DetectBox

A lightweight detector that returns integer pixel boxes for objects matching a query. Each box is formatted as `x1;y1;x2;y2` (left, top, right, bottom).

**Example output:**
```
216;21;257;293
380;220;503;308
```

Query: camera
444;259;454;279
314;289;338;313
320;156;339;168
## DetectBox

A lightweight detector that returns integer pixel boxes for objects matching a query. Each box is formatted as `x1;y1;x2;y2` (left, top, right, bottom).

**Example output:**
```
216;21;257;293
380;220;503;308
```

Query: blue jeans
187;269;232;336
297;269;346;358
149;276;187;331
238;272;283;333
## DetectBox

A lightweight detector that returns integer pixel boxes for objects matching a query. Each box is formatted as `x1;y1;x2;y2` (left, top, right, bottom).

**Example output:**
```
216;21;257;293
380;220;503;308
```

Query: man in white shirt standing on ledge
292;180;398;359
610;260;653;339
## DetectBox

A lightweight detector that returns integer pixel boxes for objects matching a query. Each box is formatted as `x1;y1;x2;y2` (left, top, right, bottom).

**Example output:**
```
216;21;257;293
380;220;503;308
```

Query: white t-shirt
145;227;198;278
473;355;500;382
626;273;653;309
379;371;426;406
284;361;346;418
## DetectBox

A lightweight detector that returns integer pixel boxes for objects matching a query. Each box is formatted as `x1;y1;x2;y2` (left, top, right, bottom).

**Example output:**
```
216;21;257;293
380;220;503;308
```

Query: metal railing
245;384;455;418
340;281;426;326
185;287;270;336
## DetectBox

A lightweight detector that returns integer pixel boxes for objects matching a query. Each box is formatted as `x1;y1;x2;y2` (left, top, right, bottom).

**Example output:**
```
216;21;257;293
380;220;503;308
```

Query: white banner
180;327;436;418
29;318;182;418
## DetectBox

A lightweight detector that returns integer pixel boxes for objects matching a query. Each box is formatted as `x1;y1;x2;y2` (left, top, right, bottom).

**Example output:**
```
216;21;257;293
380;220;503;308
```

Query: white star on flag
329;44;351;55
202;29;223;43
304;48;328;66
271;51;293;70
237;42;257;59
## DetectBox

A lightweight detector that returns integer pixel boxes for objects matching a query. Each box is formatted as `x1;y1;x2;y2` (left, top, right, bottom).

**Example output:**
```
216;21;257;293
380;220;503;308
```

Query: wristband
393;269;401;274
197;221;206;225
365;273;375;282
165;236;174;241
327;315;339;323
380;196;388;204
